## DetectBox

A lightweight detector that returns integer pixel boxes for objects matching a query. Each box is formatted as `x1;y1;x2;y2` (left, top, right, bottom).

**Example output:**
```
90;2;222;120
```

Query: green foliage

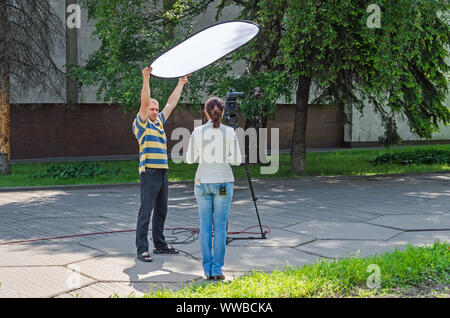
280;0;450;141
214;0;450;175
214;70;293;122
370;148;450;165
216;0;293;124
71;0;227;114
32;161;117;179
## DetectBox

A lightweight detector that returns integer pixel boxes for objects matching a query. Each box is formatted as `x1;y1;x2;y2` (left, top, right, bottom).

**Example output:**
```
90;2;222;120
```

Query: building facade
9;1;450;160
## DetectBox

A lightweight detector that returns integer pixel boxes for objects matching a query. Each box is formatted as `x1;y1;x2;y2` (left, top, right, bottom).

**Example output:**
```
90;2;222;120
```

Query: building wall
10;103;344;160
8;1;450;158
345;102;450;147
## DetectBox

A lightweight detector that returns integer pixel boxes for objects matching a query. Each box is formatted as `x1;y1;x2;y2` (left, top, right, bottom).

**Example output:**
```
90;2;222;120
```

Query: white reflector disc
150;20;260;78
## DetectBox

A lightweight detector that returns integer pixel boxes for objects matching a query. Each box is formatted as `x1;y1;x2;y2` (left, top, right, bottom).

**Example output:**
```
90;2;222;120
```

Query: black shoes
153;244;179;254
137;245;179;262
137;251;153;262
207;274;226;281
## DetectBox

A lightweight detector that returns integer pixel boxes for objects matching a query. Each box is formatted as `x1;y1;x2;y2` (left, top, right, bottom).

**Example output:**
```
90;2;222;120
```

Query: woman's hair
204;96;225;128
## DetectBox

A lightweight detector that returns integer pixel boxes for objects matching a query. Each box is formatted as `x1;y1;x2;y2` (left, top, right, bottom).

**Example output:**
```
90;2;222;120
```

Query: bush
369;149;450;166
33;161;117;179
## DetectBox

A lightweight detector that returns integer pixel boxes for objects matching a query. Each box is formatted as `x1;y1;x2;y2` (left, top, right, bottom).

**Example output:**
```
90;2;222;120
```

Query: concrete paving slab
351;205;441;216
368;214;450;231
16;217;125;232
0;227;97;244
255;213;315;228
227;214;272;230
73;232;137;255
283;221;402;240
387;231;450;246
78;231;202;256
257;199;384;222
1;173;449;297
295;230;450;260
0;213;36;223
230;200;293;213
0;266;95;298
227;229;315;247
295;240;410;259
229;204;318;225
0;241;103;266
55;282;145;298
225;221;271;235
55;281;183;298
220;246;319;272
72;254;203;283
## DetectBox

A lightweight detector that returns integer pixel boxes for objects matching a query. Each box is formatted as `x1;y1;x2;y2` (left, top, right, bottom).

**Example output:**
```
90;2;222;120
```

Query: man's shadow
122;255;204;296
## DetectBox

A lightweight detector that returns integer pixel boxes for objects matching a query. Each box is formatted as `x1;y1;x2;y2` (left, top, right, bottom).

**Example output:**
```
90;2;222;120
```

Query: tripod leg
243;161;266;239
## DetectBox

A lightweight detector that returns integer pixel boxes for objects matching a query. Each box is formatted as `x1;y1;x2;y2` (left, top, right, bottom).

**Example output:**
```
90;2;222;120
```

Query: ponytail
205;97;225;128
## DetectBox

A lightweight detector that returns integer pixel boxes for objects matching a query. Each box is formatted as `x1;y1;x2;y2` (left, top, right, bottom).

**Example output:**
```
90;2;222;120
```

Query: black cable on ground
0;225;270;246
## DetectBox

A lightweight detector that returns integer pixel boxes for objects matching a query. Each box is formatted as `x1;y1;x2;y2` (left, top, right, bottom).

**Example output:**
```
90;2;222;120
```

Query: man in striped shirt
132;66;189;262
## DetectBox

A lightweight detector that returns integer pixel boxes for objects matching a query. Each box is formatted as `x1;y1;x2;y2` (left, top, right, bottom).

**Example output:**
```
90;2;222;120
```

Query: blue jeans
194;182;234;277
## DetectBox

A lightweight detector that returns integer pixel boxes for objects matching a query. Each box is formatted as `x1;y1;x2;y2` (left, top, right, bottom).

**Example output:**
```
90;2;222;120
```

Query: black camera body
224;89;245;129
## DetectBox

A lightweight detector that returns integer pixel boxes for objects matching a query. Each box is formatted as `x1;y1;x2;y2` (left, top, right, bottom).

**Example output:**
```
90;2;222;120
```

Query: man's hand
142;66;152;80
162;74;191;121
178;74;190;86
139;66;152;121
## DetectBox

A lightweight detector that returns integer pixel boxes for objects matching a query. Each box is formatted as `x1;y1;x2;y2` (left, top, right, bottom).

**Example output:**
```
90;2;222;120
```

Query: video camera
223;89;245;129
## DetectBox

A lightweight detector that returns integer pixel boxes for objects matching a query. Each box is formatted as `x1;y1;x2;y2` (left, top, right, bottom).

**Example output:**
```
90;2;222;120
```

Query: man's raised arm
139;66;152;122
162;75;189;121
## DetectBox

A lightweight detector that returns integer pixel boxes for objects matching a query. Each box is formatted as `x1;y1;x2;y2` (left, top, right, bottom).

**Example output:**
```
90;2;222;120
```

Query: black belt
145;167;168;172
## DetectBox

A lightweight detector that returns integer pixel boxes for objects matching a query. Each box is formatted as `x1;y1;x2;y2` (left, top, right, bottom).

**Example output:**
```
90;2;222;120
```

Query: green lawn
1;144;449;188
140;242;449;298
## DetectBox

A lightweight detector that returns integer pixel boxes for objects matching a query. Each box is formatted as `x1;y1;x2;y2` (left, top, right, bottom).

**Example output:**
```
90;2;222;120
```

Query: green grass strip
1;144;449;188
142;241;449;298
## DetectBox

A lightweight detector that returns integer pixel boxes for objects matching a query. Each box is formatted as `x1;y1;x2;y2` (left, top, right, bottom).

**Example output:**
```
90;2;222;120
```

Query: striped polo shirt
132;112;168;173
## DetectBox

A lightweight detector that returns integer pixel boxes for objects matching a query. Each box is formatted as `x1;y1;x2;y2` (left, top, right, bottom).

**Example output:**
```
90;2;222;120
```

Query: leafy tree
215;0;293;163
0;0;65;174
282;0;449;174
73;0;294;165
71;0;230;115
216;0;450;175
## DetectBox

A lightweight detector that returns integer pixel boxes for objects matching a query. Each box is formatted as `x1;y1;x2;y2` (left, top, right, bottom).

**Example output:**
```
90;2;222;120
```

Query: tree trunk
163;0;176;39
0;0;11;175
244;107;268;164
0;76;10;175
290;75;311;175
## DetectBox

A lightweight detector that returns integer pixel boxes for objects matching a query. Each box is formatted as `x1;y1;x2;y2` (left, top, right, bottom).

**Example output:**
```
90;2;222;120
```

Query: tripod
222;89;268;244
226;156;268;245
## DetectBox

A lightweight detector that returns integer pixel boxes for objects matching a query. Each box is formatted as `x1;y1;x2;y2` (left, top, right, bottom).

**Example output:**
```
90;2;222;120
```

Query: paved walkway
0;173;449;298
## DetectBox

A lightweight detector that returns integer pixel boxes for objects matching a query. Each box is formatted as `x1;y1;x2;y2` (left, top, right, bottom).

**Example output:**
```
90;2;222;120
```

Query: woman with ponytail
186;96;242;280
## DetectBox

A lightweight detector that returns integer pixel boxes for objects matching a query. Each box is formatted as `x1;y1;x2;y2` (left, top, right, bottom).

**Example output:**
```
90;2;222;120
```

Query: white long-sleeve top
185;120;242;183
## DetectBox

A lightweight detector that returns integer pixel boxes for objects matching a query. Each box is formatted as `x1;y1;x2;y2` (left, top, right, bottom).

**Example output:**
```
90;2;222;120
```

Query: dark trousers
136;168;168;254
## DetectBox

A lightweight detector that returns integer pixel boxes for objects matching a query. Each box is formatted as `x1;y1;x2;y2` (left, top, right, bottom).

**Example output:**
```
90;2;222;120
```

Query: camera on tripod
223;89;245;129
222;88;268;244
